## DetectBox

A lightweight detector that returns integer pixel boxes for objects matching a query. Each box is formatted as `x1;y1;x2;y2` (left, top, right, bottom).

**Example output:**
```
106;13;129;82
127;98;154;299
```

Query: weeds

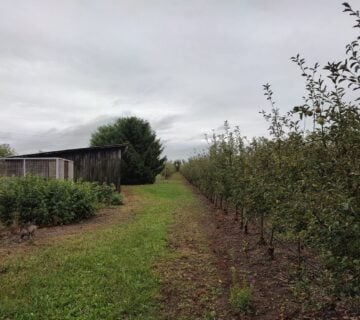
229;266;252;314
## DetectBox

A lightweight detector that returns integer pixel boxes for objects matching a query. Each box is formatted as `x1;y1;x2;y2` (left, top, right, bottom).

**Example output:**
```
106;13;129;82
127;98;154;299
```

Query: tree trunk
267;227;275;260
258;213;266;245
223;201;228;214
234;204;239;221
240;207;244;230
297;238;302;270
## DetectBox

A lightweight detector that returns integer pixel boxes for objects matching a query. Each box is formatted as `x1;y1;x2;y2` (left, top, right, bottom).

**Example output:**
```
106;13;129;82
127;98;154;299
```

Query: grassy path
1;174;213;320
155;178;221;320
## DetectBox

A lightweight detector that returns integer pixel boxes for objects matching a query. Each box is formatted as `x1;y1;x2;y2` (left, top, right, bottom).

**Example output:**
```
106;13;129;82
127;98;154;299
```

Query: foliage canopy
0;144;15;157
0;176;121;226
91;117;166;184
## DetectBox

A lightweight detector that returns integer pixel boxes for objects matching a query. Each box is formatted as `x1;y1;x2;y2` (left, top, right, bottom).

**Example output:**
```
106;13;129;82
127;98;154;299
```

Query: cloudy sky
0;0;357;159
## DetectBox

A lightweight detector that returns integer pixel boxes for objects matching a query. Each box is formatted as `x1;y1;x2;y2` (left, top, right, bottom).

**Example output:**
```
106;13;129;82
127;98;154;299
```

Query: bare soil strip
157;177;358;320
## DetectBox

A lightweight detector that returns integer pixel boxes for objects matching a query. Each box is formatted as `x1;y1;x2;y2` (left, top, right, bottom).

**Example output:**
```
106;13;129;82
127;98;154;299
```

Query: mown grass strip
0;177;189;320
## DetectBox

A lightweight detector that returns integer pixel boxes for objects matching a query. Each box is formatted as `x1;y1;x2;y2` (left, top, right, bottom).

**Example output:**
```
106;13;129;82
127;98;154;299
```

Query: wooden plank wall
26;149;122;190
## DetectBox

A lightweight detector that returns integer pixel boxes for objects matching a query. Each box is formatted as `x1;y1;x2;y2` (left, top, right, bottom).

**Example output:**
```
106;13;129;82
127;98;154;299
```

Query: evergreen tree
91;117;166;184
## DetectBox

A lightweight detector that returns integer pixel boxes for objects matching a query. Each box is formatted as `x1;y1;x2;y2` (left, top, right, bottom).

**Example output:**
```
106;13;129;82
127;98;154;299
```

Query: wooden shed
15;145;127;190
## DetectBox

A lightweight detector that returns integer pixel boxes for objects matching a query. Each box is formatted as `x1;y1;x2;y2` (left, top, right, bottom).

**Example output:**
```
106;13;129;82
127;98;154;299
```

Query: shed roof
13;144;127;157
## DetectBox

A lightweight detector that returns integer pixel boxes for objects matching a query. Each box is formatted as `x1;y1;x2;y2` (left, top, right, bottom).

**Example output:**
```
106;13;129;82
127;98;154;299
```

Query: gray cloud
9;115;117;154
0;0;357;159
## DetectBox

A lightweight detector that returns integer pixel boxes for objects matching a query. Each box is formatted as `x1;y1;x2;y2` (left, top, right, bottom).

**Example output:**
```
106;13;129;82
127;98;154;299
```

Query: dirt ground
157;178;359;320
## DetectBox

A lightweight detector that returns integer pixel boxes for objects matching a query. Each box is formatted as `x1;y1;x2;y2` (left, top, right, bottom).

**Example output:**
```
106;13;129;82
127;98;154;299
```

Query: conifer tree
91;117;166;184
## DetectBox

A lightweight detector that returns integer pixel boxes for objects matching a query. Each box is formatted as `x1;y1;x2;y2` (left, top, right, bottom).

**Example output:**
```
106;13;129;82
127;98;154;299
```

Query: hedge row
0;175;122;227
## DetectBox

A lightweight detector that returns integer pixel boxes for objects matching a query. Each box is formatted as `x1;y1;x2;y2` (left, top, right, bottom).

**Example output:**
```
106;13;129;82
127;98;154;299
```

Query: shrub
0;176;121;227
91;182;116;206
110;193;123;205
229;286;252;314
90;182;123;206
229;267;252;314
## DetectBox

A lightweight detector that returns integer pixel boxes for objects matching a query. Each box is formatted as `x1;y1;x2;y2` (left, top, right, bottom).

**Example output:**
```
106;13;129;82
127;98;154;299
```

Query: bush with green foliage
181;3;360;298
110;192;123;205
91;116;166;184
91;182;123;206
0;144;15;157
0;176;122;227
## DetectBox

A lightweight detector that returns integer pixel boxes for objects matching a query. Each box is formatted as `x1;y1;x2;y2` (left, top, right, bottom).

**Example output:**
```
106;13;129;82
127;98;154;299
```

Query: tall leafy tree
0;144;15;157
91;117;166;184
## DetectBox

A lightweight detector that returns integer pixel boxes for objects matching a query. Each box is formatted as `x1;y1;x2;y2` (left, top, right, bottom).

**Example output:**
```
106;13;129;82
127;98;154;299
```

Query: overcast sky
0;0;357;159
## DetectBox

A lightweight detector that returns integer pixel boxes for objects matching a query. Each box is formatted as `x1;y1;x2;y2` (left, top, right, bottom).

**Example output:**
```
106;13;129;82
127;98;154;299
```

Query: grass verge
155;175;222;319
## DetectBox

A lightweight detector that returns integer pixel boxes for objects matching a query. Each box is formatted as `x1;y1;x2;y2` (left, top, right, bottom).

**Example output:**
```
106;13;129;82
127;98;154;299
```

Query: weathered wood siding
19;146;125;190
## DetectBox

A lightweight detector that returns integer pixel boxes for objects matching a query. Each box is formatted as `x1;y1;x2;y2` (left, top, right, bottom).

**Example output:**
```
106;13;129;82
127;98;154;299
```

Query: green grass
0;175;192;320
